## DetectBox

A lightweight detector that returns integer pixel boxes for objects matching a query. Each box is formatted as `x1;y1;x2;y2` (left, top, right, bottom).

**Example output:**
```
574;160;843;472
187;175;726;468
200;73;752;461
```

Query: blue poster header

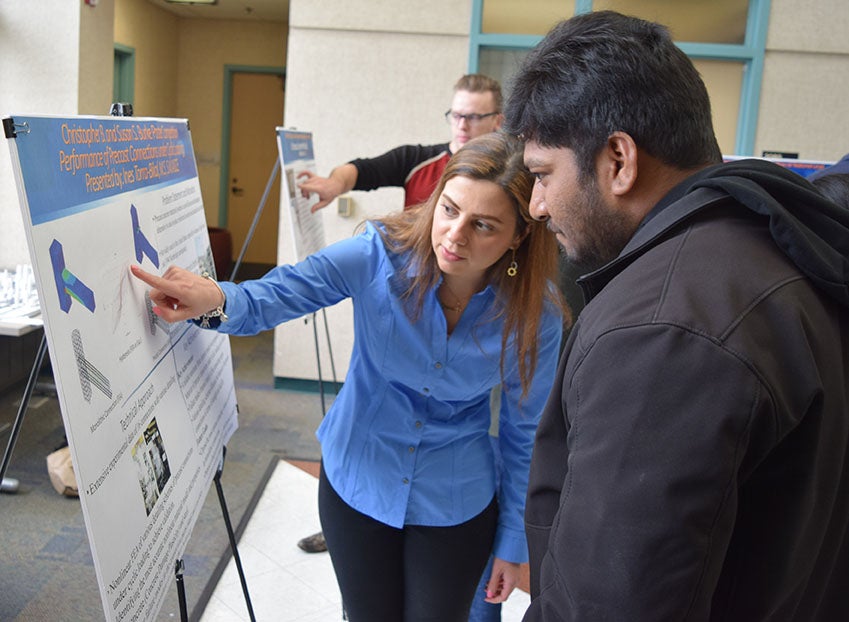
277;129;314;162
8;115;198;225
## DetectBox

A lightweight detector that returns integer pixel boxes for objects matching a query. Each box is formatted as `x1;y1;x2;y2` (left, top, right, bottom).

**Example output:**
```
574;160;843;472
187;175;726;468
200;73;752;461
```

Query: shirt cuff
492;525;529;564
212;281;242;333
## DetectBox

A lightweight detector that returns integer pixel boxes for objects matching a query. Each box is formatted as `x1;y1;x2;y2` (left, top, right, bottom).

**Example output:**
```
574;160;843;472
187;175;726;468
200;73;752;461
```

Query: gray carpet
0;329;329;621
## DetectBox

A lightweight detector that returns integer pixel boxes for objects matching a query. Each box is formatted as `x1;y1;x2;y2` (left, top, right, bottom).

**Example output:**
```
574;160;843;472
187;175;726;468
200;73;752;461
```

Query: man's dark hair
504;11;723;178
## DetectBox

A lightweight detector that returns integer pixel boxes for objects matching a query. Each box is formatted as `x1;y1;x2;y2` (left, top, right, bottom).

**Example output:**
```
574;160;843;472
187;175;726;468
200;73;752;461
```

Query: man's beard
561;180;635;273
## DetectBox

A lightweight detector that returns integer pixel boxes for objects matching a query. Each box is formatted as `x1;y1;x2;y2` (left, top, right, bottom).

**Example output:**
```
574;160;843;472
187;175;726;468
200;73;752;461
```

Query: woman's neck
438;275;481;316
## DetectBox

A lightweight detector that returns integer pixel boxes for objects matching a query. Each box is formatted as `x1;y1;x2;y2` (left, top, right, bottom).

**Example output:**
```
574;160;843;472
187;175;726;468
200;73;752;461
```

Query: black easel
213;448;255;620
173;446;256;622
0;330;48;493
230;158;279;281
0;116;50;495
175;559;188;621
1;105;258;622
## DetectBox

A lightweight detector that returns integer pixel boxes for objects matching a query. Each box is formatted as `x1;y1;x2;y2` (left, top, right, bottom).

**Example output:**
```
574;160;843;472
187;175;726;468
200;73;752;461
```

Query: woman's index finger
130;264;166;289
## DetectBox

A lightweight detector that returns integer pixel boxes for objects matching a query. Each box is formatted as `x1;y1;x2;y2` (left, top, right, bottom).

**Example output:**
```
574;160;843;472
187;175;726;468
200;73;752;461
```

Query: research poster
276;128;325;261
4;114;239;622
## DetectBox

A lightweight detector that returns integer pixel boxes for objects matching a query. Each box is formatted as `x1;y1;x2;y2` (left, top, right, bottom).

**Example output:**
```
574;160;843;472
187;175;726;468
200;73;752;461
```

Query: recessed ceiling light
166;0;217;5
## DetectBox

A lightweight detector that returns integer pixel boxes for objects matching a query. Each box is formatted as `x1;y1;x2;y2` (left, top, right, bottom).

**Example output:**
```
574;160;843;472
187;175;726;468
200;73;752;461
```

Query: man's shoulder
349;143;449;191
392;142;450;159
351;142;449;169
580;208;803;342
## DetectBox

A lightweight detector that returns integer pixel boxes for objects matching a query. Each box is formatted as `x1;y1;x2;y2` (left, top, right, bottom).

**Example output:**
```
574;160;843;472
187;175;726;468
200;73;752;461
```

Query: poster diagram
50;239;96;313
276;128;326;261
4;114;239;622
71;328;111;402
130;203;160;267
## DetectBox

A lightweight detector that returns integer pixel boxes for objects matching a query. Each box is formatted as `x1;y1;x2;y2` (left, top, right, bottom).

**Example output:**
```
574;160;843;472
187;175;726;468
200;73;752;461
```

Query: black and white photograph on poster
5;114;239;622
131;417;171;516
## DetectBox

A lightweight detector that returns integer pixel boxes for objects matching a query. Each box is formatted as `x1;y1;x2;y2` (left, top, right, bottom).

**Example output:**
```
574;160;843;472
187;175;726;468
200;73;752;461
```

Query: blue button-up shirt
217;222;562;562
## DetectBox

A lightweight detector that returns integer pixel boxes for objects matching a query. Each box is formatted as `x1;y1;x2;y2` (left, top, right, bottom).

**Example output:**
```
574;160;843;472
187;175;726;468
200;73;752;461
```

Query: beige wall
1;1;88;266
114;0;286;225
114;0;180;118
79;0;118;115
274;0;472;381
757;0;849;161
176;19;287;224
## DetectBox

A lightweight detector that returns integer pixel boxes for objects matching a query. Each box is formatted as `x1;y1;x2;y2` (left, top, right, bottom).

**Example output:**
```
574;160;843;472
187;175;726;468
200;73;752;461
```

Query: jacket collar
577;184;728;302
576;158;849;306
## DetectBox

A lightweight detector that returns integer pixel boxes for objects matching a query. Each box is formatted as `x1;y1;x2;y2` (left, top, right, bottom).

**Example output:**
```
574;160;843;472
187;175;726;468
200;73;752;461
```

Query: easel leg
320;308;337;387
1;331;48;494
311;312;327;416
230;159;280;283
214;448;256;622
175;559;188;622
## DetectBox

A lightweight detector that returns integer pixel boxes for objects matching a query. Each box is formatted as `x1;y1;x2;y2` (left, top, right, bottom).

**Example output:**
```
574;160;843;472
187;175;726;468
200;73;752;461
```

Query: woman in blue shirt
132;132;565;621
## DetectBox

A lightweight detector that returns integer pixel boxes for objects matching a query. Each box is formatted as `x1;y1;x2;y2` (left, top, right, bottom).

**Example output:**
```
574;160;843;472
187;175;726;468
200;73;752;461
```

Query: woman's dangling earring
507;248;518;277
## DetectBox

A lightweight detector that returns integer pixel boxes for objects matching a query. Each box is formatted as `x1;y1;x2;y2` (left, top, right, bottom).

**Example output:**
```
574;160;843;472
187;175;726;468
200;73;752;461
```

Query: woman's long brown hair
368;131;568;399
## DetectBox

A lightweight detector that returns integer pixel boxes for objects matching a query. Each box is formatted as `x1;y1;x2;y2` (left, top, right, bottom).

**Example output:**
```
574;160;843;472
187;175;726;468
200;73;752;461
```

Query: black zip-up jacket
524;160;849;621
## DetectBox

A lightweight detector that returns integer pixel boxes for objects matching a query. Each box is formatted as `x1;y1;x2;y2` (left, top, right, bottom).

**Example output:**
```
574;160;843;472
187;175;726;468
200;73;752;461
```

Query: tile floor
199;459;531;621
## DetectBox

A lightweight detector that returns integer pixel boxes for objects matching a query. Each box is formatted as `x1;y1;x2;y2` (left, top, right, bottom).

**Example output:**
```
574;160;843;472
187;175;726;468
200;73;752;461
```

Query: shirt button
422;387;430;394
415;421;422;429
408;446;415;453
434;362;442;369
402;478;409;485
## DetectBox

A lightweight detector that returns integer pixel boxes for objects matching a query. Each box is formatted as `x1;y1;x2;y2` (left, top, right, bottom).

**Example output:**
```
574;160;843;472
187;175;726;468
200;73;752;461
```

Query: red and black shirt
350;143;451;209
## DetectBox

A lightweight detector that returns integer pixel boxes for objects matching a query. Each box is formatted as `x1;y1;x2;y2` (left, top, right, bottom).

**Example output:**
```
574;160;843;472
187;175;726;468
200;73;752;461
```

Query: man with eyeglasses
298;73;504;212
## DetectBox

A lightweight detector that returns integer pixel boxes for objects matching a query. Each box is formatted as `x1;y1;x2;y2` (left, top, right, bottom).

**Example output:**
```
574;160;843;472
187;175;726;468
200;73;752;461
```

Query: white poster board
4;114;238;622
276;128;325;261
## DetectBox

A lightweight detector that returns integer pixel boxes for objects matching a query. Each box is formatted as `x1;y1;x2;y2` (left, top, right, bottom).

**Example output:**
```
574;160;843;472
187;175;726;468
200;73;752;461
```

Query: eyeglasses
444;110;500;125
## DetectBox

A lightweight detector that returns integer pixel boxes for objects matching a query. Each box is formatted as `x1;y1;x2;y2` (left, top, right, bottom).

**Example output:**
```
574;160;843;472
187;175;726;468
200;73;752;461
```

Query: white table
0;309;42;337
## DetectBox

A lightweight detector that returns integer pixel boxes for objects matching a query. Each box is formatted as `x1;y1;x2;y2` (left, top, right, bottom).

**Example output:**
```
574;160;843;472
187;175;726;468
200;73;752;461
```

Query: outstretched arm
130;264;223;323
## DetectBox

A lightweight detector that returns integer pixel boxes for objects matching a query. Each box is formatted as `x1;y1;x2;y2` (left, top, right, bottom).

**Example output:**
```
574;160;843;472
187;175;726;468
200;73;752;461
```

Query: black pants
318;464;498;622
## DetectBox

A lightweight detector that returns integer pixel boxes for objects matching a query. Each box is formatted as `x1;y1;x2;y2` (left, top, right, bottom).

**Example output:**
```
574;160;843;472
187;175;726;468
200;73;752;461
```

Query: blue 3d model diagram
131;204;159;268
49;239;96;313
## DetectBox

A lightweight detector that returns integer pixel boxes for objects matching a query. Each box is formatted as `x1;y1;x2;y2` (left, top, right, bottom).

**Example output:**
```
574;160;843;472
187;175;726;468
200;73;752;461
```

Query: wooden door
227;72;284;268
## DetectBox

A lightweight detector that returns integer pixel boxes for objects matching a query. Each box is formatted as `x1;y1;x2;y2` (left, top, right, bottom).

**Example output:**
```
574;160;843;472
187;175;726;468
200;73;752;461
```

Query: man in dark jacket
505;11;849;621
